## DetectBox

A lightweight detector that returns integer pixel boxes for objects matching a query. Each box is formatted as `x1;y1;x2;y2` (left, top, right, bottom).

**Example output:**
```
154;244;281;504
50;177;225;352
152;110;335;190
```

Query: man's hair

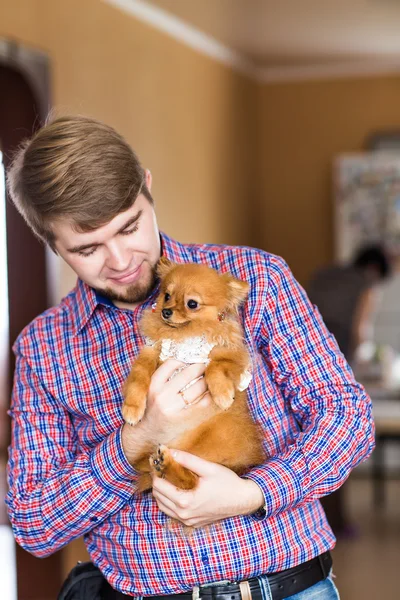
7;115;152;250
353;244;391;279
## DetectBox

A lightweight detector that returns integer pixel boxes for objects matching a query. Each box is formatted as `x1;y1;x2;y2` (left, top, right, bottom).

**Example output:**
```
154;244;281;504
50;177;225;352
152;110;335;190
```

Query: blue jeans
257;573;340;600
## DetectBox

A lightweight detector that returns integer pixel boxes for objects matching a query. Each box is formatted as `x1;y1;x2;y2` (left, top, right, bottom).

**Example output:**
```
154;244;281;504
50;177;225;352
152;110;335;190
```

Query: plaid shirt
7;233;374;596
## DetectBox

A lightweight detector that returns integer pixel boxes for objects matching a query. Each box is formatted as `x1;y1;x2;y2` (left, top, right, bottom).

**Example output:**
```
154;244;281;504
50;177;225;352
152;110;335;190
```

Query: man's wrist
241;478;265;515
90;428;138;495
121;421;153;464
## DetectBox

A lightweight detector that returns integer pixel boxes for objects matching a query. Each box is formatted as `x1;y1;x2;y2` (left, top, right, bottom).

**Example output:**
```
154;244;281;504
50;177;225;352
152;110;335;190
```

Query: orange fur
122;258;266;492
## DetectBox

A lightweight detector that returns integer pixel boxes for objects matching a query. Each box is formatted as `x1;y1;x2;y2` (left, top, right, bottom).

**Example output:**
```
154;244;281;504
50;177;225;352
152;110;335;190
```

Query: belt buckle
193;580;252;600
239;581;252;600
192;586;201;600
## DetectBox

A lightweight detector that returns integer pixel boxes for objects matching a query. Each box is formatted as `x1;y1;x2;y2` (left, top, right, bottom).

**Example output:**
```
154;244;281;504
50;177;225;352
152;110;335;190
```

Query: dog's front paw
121;401;146;426
121;386;147;425
207;378;235;410
213;392;235;410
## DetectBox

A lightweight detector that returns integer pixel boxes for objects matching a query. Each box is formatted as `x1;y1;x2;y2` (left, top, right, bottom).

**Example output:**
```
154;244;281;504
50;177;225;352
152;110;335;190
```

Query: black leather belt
103;551;332;600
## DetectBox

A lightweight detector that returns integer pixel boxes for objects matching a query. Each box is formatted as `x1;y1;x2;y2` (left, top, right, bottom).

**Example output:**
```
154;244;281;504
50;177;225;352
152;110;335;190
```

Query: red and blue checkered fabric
6;233;374;596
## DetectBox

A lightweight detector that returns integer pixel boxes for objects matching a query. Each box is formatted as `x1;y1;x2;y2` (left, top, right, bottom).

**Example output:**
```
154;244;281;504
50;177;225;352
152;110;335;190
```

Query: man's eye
164;293;171;301
120;223;139;236
77;248;97;257
187;300;198;309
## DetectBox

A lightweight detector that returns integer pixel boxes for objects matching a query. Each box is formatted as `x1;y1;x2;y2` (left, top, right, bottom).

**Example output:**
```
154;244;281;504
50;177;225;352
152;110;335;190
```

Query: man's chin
101;285;150;305
99;268;157;305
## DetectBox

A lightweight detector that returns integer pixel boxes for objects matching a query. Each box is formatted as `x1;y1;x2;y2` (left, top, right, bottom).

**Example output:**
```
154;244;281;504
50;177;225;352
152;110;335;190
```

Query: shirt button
201;553;209;565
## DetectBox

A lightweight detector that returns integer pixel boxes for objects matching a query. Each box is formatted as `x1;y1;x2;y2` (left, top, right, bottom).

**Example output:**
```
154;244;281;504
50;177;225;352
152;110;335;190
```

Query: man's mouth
109;265;141;285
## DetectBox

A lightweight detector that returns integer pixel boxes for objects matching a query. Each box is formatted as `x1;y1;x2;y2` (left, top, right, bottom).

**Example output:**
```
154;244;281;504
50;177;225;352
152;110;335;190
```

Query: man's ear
157;257;175;279
221;274;250;308
145;169;152;192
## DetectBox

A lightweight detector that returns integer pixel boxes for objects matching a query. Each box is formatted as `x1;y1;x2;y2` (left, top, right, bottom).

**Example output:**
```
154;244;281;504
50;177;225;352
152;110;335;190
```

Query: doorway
0;48;62;600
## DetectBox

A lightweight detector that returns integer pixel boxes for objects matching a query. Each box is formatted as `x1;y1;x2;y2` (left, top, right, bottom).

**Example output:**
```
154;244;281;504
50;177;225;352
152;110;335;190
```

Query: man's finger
152;360;187;385
153;488;179;514
169;449;216;477
152;475;189;504
153;496;178;520
167;363;207;395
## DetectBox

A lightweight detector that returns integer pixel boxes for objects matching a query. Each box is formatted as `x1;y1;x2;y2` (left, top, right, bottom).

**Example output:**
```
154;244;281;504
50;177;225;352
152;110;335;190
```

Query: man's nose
106;241;131;271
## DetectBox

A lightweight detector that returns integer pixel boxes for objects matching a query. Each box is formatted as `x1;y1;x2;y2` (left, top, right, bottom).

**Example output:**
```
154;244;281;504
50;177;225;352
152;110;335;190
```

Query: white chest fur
145;334;251;391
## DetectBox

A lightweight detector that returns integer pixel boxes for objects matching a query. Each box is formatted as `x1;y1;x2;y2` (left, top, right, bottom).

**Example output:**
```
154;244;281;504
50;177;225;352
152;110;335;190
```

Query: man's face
52;193;161;308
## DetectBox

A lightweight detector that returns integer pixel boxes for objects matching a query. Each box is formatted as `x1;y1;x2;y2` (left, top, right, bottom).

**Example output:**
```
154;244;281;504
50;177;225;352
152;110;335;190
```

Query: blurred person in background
308;245;391;537
5;115;376;600
369;252;400;356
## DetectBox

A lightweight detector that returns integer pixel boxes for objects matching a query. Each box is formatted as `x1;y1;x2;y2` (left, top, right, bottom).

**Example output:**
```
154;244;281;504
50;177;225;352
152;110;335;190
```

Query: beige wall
256;75;400;285
0;0;257;300
0;0;257;575
4;3;398;289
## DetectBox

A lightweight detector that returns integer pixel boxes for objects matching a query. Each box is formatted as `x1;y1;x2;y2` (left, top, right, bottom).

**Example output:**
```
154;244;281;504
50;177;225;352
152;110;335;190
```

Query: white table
366;388;400;507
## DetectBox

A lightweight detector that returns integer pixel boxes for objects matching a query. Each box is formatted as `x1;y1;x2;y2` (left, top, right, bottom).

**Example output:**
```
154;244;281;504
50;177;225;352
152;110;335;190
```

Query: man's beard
98;263;158;305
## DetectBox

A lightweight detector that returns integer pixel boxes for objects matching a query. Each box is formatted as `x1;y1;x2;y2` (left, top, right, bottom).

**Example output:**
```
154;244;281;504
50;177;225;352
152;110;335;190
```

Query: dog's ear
221;274;249;308
157;257;175;279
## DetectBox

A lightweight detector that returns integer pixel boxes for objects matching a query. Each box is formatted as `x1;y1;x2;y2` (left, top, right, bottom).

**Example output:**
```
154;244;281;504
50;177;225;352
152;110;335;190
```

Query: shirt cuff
245;452;309;520
90;427;139;499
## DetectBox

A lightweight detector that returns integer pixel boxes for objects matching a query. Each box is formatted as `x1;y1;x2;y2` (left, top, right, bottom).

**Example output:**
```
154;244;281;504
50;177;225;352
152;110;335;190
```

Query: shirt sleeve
245;256;375;519
6;352;139;558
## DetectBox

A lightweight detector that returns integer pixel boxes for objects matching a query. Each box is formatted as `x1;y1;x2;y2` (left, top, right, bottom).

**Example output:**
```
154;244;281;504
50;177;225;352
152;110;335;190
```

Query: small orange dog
122;258;266;492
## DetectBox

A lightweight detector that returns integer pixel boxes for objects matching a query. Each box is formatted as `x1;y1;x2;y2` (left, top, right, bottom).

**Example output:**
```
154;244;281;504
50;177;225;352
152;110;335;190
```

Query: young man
6;116;373;600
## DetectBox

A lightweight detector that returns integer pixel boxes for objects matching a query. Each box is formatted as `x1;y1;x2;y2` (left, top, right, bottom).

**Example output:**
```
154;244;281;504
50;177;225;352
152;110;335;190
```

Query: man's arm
6;353;138;558
7;353;212;555
244;256;375;519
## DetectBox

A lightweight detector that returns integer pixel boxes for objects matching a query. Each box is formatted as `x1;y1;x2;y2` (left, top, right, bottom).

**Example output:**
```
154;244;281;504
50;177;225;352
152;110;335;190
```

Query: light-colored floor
0;525;17;600
332;477;399;600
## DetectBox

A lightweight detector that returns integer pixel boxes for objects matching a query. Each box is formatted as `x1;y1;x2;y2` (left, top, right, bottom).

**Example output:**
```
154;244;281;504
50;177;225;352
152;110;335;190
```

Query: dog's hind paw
150;445;198;490
150;444;170;478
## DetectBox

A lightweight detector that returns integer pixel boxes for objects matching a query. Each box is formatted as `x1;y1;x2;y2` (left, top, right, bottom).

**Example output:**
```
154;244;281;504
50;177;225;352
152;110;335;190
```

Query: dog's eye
187;300;198;309
164;293;170;301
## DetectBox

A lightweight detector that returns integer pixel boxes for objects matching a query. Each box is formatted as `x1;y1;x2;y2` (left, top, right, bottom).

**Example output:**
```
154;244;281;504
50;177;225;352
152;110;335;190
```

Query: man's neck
113;299;141;312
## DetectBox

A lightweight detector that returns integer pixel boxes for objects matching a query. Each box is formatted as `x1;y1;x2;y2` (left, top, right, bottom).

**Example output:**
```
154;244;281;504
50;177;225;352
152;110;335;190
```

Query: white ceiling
149;0;400;68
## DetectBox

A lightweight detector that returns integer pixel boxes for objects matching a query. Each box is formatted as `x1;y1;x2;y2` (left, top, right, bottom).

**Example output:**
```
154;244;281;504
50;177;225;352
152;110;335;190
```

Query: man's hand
152;450;265;527
122;361;213;464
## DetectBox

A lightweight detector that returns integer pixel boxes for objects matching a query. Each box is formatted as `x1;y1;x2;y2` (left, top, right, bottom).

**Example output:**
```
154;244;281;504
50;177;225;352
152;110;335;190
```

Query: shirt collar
159;230;193;263
70;231;193;335
71;279;98;336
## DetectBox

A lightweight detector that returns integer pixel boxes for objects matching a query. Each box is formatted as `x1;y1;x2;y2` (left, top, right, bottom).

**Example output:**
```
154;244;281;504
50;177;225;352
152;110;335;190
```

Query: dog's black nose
162;308;173;319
